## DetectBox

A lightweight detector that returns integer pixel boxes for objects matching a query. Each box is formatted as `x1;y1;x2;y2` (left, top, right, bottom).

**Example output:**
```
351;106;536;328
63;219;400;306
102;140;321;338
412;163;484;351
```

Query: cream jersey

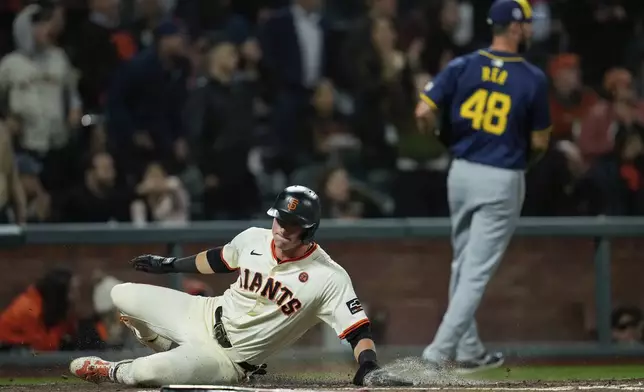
216;227;368;364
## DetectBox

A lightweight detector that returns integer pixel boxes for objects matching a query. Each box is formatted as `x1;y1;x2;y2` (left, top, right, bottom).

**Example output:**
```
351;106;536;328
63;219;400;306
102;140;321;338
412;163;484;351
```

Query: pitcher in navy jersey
415;0;551;373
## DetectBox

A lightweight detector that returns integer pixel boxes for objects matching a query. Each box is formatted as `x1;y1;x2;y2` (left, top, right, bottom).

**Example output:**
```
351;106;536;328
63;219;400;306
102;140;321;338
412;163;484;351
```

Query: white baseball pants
110;283;245;386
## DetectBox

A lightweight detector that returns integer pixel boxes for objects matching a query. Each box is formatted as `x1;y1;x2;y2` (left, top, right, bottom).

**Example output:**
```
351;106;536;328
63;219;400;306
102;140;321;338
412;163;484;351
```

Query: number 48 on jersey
460;88;512;136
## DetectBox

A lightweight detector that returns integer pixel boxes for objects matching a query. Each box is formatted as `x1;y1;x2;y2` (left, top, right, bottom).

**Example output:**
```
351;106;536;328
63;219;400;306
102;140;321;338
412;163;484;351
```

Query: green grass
471;365;644;381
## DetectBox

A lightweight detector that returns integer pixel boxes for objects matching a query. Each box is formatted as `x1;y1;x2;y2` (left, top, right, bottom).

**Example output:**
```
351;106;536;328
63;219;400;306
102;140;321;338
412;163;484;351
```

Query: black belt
214;306;265;374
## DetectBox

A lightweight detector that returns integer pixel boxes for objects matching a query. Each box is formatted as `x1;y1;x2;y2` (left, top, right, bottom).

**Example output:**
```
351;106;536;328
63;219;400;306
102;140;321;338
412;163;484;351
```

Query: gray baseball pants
423;159;524;362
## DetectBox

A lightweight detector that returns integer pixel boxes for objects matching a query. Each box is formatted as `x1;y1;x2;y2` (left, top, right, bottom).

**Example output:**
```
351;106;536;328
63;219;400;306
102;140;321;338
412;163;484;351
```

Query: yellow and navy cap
487;0;533;26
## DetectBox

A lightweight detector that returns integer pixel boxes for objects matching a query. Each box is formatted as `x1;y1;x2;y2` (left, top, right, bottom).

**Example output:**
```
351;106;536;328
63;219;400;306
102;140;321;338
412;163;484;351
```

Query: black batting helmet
267;185;321;243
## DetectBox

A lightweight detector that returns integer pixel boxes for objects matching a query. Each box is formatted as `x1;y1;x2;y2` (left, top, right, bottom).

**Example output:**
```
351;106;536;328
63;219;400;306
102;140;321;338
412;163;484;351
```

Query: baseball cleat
454;351;505;374
69;356;114;383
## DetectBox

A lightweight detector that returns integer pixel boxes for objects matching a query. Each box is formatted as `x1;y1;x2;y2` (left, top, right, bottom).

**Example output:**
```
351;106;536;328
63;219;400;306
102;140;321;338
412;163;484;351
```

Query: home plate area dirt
3;358;644;392
3;378;644;392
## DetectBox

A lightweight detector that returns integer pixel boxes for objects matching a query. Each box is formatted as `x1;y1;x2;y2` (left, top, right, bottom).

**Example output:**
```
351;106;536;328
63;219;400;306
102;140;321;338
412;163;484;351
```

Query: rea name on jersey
217;227;368;364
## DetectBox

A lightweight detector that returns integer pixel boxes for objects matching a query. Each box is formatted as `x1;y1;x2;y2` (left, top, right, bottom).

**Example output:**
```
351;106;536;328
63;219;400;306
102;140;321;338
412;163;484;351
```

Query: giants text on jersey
216;228;369;364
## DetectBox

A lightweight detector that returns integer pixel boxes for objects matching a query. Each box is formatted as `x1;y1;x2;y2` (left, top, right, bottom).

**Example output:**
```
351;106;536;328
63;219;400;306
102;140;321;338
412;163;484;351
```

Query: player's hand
130;254;176;274
353;360;379;386
415;100;431;119
354;362;415;387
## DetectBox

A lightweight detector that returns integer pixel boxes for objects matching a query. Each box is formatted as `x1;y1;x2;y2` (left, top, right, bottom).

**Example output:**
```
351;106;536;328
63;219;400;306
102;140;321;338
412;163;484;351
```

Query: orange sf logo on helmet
287;197;299;211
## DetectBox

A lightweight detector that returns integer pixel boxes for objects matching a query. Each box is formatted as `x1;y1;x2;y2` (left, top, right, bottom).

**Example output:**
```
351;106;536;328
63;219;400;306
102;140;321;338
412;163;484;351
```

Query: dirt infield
3;378;644;392
3;360;644;392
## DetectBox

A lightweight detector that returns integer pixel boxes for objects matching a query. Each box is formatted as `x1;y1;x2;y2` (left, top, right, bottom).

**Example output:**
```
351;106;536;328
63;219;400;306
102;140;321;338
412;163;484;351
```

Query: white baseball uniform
109;227;369;387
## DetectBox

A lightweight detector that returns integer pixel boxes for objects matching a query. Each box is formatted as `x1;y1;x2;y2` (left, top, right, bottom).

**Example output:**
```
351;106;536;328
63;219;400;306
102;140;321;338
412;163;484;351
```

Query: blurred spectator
44;114;114;192
396;72;447;164
91;274;131;349
15;154;51;223
174;0;251;45
542;54;598;197
390;70;449;217
131;161;189;224
560;0;642;88
56;151;132;222
578;68;644;166
68;0;134;112
236;35;268;113
183;35;260;220
419;0;465;76
0;3;82;190
341;0;400;87
611;306;643;344
0;120;26;224
303;79;359;163
0;268;79;352
317;165;383;219
367;0;398;21
0;0;641;221
522;147;579;216
107;20;191;177
549;54;599;143
74;114;110;163
581;128;644;215
259;0;332;174
50;1;66;43
130;0;174;50
347;16;416;172
238;36;263;83
344;0;399;47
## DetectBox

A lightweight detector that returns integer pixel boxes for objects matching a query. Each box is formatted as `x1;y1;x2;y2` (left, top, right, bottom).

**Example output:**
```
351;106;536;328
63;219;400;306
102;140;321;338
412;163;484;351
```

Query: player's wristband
170;255;199;273
358;349;378;366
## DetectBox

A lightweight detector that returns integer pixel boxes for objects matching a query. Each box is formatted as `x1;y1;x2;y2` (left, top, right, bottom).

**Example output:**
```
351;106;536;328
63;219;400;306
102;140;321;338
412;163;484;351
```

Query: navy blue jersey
420;49;551;170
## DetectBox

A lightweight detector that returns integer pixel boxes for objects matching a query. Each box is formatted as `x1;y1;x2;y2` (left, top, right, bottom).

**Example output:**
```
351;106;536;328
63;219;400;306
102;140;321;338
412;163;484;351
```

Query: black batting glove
352;360;379;386
130;254;176;274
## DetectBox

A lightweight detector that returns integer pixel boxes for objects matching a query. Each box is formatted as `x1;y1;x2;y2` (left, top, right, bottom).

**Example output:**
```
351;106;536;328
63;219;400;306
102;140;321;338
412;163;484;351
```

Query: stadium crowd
0;0;644;224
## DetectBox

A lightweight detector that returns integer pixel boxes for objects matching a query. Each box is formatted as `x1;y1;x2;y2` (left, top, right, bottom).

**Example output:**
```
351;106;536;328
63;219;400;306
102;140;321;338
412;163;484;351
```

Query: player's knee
110;282;137;311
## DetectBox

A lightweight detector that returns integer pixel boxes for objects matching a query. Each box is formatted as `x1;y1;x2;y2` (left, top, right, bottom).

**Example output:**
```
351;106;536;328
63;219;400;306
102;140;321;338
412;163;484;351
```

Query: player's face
272;218;304;250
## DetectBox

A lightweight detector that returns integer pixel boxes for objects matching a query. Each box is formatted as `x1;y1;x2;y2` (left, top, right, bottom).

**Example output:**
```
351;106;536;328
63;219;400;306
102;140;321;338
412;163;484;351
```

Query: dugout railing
0;216;642;366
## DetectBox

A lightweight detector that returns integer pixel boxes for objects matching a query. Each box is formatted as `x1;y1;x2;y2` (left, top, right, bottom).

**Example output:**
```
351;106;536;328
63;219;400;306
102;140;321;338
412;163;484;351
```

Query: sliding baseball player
69;185;409;387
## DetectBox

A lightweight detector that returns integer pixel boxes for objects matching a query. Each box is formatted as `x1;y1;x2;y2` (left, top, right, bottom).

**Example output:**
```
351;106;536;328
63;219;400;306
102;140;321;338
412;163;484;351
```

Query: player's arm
527;72;552;168
345;322;379;385
318;271;408;386
130;231;245;274
129;247;238;274
415;58;463;133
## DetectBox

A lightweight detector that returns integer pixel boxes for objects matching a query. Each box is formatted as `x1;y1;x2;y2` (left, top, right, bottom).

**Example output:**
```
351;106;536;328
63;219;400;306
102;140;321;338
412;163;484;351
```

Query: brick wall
0;237;642;345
